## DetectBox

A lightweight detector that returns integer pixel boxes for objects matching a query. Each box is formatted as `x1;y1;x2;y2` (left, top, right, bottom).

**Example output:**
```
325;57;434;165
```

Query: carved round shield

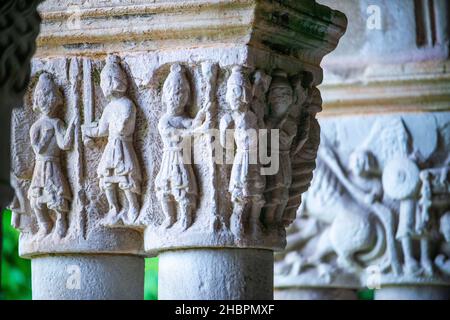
382;157;420;200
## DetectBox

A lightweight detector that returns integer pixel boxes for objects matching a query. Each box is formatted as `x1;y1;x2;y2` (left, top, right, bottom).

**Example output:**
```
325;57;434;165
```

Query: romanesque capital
275;114;450;297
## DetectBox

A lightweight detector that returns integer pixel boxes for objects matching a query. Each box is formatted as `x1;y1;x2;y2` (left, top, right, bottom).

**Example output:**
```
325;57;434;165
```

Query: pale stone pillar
275;0;450;300
10;0;346;300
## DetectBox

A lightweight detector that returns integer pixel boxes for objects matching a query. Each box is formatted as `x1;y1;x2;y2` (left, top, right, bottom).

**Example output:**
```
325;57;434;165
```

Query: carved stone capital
11;1;346;264
275;112;450;296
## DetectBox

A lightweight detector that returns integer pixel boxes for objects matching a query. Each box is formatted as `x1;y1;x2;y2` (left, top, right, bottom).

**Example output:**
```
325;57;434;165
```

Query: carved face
268;86;293;119
33;85;63;117
163;83;189;115
100;74;127;99
349;150;378;177
226;85;247;111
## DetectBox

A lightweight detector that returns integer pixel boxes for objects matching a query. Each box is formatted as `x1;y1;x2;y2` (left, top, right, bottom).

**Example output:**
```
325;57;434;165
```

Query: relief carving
220;66;265;238
28;73;77;238
276;115;450;289
156;64;206;230
82;55;141;227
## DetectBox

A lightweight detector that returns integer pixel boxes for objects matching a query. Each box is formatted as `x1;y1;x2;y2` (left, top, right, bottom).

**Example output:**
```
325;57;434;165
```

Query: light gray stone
275;288;358;300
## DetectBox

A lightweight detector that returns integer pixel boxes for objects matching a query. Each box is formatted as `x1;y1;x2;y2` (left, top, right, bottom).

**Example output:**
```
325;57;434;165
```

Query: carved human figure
155;64;206;230
263;69;296;227
28;73;76;238
382;157;433;275
220;66;265;237
82;55;141;226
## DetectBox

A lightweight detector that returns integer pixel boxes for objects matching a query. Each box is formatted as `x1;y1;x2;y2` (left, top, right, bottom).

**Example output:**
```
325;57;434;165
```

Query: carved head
162;64;190;115
268;69;293;119
441;212;450;243
33;73;63;117
100;55;128;99
349;149;380;177
226;66;251;111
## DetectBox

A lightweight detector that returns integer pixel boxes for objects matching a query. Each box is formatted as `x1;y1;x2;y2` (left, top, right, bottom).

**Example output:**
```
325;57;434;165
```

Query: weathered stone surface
276;0;450;300
0;0;41;210
276;112;450;297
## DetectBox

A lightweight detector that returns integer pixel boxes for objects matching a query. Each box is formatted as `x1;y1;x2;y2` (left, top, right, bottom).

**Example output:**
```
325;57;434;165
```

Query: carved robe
229;111;264;200
28;117;72;212
95;97;141;194
155;115;198;202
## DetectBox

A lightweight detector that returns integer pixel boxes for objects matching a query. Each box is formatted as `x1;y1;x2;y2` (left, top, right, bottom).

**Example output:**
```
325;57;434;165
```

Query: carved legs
105;187;120;220
420;239;434;275
33;204;53;236
55;211;68;238
124;190;139;224
179;197;195;231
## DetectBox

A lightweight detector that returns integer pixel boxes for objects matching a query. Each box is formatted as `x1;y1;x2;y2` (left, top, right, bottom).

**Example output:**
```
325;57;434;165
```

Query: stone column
274;0;450;300
10;0;345;300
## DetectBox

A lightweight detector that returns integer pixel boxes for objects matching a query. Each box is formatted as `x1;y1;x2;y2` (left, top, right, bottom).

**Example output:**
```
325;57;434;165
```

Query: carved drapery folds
275;115;450;291
10;0;346;264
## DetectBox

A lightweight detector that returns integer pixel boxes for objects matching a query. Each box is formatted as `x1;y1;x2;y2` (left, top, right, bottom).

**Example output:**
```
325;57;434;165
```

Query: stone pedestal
9;0;346;300
159;249;273;300
32;255;144;300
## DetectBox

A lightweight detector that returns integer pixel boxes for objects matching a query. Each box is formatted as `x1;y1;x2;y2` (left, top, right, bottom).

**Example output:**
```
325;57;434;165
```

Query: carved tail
357;220;387;266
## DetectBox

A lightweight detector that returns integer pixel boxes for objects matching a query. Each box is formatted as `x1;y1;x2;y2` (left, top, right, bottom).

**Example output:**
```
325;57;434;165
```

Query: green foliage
144;257;158;300
1;209;32;300
358;289;374;300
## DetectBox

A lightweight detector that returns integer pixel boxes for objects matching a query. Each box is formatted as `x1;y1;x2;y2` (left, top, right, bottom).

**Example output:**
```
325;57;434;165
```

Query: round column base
32;254;144;300
158;248;274;300
375;286;450;300
275;288;358;300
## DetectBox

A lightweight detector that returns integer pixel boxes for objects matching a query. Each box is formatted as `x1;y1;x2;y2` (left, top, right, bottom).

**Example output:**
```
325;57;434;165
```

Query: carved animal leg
308;228;334;264
34;204;53;236
401;238;420;274
159;194;176;229
435;255;450;275
420;239;434;276
55;211;68;238
124;190;140;224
